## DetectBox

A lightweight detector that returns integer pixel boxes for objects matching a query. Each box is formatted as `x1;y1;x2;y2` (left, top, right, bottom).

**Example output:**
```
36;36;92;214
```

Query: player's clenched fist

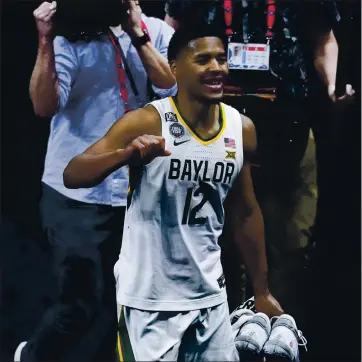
122;135;171;165
33;1;57;37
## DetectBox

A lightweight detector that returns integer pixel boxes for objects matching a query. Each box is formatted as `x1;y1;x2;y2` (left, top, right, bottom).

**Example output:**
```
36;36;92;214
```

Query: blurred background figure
164;0;356;311
303;2;361;360
11;0;176;360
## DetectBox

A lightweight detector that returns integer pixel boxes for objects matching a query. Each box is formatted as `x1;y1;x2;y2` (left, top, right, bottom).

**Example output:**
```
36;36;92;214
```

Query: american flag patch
224;137;236;149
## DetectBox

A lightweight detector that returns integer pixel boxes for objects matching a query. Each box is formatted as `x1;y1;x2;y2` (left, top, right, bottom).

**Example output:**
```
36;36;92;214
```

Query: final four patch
169;122;185;139
165;112;178;122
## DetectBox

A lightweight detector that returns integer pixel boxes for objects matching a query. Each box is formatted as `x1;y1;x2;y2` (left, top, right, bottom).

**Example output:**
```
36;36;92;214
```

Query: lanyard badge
228;43;270;70
226;0;276;71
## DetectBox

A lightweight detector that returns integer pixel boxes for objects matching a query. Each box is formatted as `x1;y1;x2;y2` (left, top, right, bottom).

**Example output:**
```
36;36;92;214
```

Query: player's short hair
167;26;226;62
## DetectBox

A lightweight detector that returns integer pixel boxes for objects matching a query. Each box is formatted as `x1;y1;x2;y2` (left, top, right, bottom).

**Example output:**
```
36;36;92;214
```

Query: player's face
174;37;228;103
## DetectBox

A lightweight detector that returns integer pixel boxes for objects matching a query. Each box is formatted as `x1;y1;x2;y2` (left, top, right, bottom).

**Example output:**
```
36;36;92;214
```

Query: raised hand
33;1;57;38
121;0;143;38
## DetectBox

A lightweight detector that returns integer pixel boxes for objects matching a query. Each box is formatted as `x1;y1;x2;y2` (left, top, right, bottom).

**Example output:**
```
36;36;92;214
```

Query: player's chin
203;92;224;104
206;93;223;104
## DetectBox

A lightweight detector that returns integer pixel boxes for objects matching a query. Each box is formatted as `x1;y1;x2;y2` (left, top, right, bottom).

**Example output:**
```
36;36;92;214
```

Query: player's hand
255;292;284;318
33;1;57;38
122;0;144;38
328;84;355;106
121;135;171;166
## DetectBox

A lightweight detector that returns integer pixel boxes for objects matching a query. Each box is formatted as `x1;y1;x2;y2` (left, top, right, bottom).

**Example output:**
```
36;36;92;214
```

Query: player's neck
176;93;219;130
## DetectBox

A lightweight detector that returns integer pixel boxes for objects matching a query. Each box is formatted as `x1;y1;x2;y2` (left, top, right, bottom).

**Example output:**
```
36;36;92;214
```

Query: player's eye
217;55;227;64
195;56;210;65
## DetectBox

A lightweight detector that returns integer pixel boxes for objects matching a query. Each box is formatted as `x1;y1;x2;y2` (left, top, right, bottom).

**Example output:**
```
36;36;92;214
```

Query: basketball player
64;27;283;361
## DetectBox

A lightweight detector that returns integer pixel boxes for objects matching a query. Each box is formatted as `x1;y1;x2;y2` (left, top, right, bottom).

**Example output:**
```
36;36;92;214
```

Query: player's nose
208;58;223;72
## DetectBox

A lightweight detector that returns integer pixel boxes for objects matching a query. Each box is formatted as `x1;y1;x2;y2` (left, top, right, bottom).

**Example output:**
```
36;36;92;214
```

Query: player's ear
169;60;177;77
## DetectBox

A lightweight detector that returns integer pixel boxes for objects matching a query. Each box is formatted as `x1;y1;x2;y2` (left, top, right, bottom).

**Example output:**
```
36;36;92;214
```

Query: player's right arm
63;105;168;189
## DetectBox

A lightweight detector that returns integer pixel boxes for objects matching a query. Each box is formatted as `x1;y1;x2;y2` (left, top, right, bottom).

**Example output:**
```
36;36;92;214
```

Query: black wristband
131;31;151;48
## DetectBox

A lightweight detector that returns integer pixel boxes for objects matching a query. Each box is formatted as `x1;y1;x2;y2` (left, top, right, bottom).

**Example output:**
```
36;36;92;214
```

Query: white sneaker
14;341;27;362
230;307;255;339
235;312;271;359
262;314;307;362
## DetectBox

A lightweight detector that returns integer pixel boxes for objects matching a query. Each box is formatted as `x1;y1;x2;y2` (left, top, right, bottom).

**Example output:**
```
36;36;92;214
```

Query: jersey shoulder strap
221;102;244;172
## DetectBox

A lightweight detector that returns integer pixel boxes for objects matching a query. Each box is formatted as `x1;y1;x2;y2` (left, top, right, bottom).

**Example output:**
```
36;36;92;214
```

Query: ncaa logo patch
169;122;185;139
165;112;178;122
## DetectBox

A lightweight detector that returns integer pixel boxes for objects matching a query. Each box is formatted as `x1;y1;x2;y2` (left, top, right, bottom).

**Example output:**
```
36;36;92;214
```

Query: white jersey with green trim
114;97;244;311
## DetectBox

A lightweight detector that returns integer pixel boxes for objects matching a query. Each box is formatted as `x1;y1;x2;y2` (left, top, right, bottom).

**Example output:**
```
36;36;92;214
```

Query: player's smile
200;74;225;93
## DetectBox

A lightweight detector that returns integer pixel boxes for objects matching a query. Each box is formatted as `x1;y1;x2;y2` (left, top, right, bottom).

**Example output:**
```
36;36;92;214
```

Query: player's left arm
224;115;283;317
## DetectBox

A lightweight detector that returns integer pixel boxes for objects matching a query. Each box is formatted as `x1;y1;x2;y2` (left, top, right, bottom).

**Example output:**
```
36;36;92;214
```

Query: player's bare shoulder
111;104;162;141
133;104;162;136
240;114;257;154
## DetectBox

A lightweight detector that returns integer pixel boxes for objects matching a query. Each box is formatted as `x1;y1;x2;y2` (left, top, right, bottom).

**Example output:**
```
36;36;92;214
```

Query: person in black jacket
164;0;352;310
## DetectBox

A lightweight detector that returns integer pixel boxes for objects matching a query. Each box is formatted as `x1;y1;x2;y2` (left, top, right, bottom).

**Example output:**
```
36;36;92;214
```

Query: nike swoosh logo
174;139;190;146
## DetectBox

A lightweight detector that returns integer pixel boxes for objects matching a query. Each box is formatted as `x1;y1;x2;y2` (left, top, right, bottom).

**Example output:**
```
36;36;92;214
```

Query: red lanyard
224;0;276;42
266;0;276;42
224;0;233;38
108;21;149;113
108;31;131;112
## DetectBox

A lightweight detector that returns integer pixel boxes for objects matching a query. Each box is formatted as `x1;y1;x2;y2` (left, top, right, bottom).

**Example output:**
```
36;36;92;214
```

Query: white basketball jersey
114;97;244;311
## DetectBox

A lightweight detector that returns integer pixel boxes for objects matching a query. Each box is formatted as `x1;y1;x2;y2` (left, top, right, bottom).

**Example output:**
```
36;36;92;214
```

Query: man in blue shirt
15;1;176;361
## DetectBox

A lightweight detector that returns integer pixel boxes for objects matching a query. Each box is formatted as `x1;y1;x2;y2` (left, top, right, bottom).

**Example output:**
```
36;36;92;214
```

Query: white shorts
116;302;239;361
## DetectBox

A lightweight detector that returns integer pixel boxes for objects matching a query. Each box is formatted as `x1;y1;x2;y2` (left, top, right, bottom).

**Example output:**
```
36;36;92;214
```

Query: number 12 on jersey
181;182;221;226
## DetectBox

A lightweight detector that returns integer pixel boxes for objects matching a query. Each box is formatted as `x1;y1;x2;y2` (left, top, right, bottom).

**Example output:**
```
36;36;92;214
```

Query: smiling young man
63;27;282;361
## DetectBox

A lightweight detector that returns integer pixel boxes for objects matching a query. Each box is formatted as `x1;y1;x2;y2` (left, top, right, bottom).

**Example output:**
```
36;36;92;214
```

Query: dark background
1;1;361;361
1;2;167;361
